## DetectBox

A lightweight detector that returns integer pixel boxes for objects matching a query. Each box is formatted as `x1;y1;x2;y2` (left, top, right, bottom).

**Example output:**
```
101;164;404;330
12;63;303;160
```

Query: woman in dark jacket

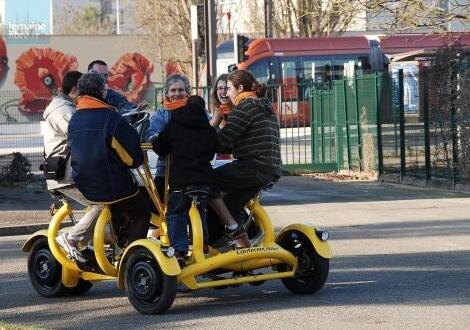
153;96;217;264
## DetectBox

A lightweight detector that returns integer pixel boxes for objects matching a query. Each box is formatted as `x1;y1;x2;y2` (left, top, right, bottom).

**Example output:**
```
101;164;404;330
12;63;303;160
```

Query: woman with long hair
208;69;282;247
210;73;233;160
210;73;231;128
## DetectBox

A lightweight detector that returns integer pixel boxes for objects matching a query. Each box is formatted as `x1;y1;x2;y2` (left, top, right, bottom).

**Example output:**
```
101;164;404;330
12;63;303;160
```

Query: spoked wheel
28;237;66;297
124;248;177;314
277;231;329;294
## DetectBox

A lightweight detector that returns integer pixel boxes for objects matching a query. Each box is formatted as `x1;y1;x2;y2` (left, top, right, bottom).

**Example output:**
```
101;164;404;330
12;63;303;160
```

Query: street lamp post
205;0;217;88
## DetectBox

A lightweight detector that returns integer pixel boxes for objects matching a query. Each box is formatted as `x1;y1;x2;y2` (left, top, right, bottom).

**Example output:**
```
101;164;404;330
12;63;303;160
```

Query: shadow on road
330;218;470;240
0;214;470;328
262;177;469;206
2;249;469;327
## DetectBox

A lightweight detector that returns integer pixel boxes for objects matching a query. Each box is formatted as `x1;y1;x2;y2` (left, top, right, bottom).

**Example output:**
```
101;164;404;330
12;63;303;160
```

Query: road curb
0;223;71;237
0;224;49;236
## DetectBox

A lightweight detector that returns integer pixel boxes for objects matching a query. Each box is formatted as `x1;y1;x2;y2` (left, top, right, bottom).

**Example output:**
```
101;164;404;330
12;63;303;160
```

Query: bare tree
247;0;469;37
132;0;238;80
131;0;199;77
361;0;470;32
267;0;365;37
54;0;113;35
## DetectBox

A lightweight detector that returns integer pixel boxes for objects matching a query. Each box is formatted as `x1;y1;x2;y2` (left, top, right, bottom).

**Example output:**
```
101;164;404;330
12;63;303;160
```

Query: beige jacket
42;93;75;190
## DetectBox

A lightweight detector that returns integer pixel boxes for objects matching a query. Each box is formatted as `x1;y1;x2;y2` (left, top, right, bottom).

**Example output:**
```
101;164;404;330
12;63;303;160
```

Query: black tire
277;231;329;294
27;237;67;297
124;248;177;315
66;279;93;296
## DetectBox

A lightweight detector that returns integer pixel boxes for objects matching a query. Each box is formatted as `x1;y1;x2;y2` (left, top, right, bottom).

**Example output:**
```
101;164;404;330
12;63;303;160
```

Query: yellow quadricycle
23;113;332;315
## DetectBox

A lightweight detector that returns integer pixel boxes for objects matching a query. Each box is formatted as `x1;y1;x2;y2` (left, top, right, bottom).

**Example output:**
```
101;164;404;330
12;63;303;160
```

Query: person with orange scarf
207;70;282;248
145;74;191;198
68;72;150;249
210;73;233;160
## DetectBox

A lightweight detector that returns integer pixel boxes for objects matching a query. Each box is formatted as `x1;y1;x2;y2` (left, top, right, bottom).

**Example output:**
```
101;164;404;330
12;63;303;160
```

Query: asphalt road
1;178;470;329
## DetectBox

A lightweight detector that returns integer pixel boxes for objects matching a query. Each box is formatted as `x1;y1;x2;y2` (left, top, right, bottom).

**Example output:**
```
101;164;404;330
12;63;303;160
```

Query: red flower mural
14;48;78;113
108;52;154;103
164;58;184;77
0;37;8;86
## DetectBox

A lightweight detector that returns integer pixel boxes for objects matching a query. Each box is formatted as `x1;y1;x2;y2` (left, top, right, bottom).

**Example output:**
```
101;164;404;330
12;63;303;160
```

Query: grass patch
0;322;46;330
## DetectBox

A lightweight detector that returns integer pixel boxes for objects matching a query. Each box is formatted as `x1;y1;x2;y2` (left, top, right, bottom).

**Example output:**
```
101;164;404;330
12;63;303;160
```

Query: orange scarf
161;96;188;110
219;103;232;116
76;95;113;111
234;91;257;106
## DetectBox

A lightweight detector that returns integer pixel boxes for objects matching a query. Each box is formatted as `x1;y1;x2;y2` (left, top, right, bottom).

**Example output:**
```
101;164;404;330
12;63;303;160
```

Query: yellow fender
117;239;181;289
22;230;49;252
276;224;333;259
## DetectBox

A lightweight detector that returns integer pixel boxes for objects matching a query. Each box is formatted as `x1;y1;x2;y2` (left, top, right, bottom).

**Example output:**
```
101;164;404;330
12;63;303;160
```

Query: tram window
302;60;332;84
358;55;371;73
248;58;270;84
332;60;345;80
281;60;296;83
333;56;368;79
280;59;298;100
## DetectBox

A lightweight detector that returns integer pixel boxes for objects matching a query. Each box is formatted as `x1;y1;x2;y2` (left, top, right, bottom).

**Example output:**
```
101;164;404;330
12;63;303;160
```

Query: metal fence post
375;73;384;174
354;76;363;171
450;61;459;187
423;68;431;182
334;81;344;170
343;79;352;170
318;91;325;163
398;69;406;180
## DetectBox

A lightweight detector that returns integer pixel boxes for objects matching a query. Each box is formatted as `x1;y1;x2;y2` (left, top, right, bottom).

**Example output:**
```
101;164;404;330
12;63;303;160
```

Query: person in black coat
152;95;217;264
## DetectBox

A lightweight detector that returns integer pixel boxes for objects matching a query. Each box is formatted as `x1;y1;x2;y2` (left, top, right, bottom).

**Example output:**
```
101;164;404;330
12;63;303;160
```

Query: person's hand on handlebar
133;103;148;112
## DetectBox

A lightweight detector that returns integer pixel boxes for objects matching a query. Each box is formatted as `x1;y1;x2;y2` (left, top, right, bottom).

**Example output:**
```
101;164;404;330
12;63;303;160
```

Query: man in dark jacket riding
68;72;150;247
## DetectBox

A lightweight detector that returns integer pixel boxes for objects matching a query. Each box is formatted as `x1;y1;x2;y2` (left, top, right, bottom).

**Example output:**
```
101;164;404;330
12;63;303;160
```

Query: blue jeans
167;191;207;254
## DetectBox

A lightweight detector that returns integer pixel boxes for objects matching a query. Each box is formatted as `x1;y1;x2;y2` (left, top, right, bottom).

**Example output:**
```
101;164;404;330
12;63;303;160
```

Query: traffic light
235;34;250;64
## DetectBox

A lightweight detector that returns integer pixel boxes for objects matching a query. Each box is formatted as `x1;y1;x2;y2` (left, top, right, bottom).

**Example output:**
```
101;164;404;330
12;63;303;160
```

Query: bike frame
23;143;332;291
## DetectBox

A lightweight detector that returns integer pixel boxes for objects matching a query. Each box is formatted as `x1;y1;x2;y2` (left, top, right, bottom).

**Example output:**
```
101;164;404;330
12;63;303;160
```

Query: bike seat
262;181;275;191
183;185;210;199
49;189;65;198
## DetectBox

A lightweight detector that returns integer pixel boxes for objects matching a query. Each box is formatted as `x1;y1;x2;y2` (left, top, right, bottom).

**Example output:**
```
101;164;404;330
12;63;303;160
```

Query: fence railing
3;67;470;187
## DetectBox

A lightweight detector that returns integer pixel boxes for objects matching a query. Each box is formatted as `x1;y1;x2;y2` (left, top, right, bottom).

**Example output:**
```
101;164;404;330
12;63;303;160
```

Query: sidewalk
1;175;469;237
0;178;79;236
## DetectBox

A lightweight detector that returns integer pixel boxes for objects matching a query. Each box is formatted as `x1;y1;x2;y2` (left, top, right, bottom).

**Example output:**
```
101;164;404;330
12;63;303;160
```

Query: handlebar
122;110;150;129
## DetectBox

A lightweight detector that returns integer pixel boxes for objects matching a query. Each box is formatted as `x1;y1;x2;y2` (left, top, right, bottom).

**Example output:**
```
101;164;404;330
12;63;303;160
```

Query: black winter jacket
152;100;217;190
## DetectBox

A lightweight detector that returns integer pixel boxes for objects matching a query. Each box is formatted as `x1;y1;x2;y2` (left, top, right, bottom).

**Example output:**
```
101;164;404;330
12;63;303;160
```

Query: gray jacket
42;93;75;190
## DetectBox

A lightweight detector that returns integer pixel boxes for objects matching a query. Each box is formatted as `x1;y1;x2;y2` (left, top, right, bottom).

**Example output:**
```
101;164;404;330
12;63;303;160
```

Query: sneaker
174;251;186;268
225;225;250;248
56;233;87;263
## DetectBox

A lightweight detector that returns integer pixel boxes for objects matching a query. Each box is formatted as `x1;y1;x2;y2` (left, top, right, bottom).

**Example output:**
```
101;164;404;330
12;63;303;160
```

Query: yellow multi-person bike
23;113;332;315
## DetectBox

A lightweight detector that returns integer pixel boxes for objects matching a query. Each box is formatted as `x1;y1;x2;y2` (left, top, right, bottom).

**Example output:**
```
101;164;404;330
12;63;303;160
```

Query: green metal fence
310;74;389;172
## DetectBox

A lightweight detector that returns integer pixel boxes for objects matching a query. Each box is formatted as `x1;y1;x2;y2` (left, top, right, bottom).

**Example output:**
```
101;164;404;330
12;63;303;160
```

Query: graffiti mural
14;48;79;113
108;52;154;103
0;38;8;87
13;48;155;114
